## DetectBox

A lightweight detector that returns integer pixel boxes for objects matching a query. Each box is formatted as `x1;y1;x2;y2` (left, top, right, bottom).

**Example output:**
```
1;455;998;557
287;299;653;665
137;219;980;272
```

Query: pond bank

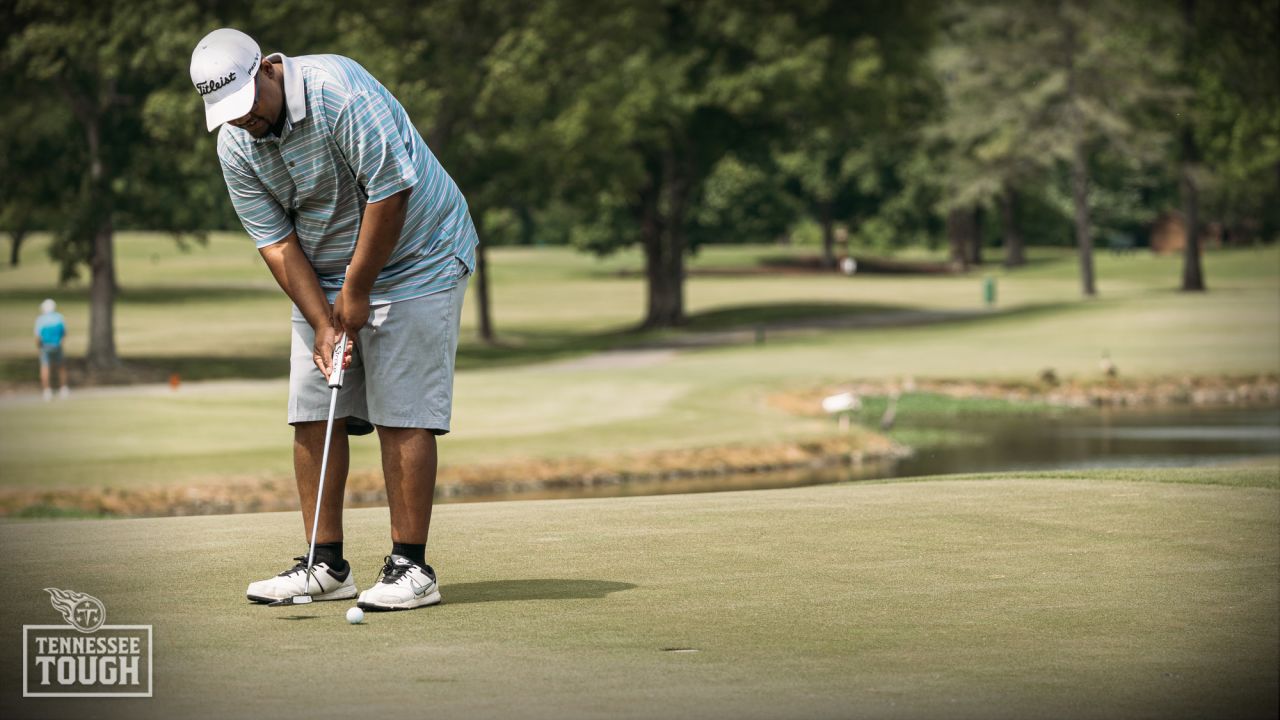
773;373;1280;414
4;375;1276;519
0;430;908;518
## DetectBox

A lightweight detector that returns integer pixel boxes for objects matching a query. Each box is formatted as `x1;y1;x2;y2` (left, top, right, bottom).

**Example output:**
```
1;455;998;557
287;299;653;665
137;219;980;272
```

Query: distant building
1150;210;1223;254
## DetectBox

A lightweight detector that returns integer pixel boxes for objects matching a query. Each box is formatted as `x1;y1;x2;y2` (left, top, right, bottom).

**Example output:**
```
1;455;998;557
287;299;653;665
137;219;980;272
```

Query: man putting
191;28;477;611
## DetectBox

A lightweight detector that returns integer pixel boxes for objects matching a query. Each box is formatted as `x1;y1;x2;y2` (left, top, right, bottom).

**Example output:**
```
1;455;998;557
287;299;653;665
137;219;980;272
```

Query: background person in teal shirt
34;298;68;401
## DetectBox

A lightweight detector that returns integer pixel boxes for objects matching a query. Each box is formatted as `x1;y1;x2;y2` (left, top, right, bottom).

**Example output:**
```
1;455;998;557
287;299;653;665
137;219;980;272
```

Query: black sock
312;542;343;567
392;542;426;566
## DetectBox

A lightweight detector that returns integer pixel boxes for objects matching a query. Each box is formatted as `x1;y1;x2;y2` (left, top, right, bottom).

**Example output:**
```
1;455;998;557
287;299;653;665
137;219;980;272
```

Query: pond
453;406;1280;503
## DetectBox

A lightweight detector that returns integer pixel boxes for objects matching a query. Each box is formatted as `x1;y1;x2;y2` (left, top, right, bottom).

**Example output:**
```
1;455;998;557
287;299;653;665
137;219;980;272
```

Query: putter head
267;594;314;607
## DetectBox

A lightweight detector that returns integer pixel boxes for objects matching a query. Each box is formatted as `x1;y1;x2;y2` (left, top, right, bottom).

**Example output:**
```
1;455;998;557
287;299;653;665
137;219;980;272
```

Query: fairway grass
1;469;1276;719
2;236;1277;493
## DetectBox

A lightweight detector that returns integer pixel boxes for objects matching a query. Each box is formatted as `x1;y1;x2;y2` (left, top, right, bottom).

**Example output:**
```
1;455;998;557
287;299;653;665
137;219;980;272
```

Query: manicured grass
0;469;1275;719
1;237;1276;491
2;233;1276;376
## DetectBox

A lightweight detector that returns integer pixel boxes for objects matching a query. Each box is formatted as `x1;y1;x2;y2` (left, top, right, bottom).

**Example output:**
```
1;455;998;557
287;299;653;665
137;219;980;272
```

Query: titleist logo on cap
196;71;236;96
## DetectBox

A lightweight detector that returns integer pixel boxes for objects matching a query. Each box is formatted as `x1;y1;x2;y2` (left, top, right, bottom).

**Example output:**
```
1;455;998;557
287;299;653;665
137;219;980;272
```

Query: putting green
1;469;1276;719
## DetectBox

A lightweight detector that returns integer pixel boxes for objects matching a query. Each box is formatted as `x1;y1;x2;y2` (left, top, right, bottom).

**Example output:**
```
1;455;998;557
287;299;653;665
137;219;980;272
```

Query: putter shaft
297;333;348;602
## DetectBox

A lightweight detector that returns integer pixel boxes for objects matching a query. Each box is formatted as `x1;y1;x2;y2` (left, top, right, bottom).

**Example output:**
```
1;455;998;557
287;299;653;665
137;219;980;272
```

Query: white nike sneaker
356;555;441;611
246;555;358;604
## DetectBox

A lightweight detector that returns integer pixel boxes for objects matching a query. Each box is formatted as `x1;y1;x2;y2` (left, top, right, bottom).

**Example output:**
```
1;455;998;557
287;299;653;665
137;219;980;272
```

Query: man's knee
294;417;347;442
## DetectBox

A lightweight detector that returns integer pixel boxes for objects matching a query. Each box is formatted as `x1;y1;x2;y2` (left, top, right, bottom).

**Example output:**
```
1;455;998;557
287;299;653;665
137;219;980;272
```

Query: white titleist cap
190;28;262;132
41;299;56;314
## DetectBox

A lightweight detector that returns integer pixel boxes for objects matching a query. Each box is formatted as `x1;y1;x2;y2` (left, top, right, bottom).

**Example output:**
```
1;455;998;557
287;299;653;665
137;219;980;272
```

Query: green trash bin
983;275;997;307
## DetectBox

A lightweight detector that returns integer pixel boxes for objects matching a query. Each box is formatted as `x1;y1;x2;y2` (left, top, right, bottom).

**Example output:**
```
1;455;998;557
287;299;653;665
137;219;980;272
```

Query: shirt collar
251;52;307;143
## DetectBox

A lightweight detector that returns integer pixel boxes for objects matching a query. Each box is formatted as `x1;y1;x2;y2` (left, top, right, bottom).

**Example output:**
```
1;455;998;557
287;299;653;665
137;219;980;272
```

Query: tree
931;0;1177;295
0;87;76;267
1177;0;1206;291
996;186;1026;267
550;1;834;328
774;3;938;268
1178;0;1280;289
324;1;546;344
5;0;224;370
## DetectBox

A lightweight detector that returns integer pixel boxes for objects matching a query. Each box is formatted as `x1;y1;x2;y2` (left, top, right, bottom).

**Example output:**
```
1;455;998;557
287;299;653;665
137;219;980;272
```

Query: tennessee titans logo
44;588;106;634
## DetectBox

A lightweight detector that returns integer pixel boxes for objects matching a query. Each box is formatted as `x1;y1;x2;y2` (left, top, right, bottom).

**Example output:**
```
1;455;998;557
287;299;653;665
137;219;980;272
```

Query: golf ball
346;607;364;624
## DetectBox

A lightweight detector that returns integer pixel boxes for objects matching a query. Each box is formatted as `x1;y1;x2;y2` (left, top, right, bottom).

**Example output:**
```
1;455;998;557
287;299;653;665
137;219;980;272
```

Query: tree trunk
8;227;27;267
999;187;1026;267
518;204;536;246
87;217;117;369
819;201;836;269
473;231;495;343
946;208;969;271
83;116;118;368
641;147;687;329
1070;141;1097;297
1179;0;1206;292
642;220;686;328
1063;7;1096;297
967;206;984;266
1179;150;1206;292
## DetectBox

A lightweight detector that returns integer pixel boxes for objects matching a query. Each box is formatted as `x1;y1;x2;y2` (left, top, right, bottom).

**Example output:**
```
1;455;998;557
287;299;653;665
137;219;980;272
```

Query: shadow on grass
0;355;289;386
0;298;1088;387
0;285;279;304
680;301;906;331
455;300;943;368
443;579;637;605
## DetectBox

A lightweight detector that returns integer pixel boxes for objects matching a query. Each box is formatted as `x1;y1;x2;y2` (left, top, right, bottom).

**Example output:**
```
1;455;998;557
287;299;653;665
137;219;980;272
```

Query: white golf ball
346;607;364;624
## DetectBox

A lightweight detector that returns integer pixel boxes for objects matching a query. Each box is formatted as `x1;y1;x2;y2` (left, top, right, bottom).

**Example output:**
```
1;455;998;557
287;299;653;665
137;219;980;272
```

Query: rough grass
0;469;1275;720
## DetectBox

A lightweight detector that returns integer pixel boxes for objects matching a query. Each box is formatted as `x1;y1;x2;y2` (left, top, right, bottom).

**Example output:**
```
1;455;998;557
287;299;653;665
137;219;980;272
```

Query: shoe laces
278;555;311;578
377;555;415;585
376;556;434;595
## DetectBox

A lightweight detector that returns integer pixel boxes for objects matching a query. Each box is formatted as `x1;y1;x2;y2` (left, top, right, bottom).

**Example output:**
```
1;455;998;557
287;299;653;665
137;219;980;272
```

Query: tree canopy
3;0;1276;358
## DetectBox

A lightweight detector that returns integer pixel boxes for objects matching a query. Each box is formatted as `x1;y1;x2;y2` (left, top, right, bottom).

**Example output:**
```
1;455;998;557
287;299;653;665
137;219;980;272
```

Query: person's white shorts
288;268;469;434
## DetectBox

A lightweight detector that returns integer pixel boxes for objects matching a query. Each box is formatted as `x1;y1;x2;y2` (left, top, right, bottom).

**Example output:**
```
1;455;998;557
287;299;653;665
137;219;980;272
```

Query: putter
269;331;349;607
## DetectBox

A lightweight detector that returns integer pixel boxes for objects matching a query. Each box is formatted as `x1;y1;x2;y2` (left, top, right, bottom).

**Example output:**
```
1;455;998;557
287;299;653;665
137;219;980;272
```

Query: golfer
191;28;477;611
34;298;68;401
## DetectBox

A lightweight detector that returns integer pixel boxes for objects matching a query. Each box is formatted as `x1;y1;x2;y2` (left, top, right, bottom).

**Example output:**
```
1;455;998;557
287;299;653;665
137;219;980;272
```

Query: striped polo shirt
217;53;477;305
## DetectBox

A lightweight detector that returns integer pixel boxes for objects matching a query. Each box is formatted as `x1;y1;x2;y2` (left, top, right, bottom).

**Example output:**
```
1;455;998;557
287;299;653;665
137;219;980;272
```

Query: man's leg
245;310;366;604
294;417;350;544
355;271;466;611
245;417;357;604
357;425;442;610
38;361;50;392
57;362;68;391
377;426;437;544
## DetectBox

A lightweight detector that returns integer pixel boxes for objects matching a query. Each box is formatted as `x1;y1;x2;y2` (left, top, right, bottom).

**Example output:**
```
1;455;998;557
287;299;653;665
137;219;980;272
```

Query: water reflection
436;407;1280;504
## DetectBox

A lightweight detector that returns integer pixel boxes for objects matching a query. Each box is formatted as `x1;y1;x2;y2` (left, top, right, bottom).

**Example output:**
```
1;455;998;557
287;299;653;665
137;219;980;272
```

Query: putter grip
328;332;347;388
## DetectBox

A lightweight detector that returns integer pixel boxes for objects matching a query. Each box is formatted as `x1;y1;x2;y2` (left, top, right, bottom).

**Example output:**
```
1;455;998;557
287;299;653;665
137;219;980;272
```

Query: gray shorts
39;345;64;367
288;269;469;434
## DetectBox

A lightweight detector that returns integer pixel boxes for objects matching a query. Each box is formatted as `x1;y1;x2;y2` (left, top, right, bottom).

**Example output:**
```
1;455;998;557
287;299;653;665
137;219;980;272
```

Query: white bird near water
822;392;861;432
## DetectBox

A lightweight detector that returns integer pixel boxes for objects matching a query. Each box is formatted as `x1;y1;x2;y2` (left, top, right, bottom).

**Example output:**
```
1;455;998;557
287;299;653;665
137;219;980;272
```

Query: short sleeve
331;92;418;203
218;139;294;248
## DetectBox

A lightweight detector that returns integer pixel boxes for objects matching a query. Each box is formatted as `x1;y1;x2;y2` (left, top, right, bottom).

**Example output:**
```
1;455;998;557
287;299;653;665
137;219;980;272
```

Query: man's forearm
344;188;410;296
259;232;332;330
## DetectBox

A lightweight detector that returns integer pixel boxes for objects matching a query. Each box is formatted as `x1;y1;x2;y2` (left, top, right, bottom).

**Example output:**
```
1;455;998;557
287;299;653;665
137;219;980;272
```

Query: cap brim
203;79;256;132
